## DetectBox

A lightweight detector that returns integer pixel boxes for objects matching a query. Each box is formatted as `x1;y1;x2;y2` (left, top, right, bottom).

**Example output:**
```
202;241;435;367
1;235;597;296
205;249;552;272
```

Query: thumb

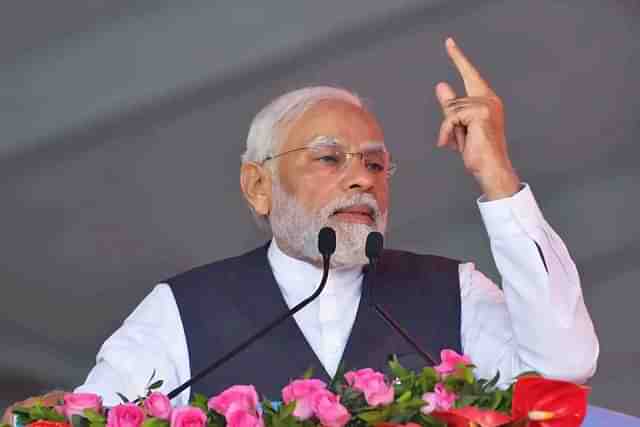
435;82;457;109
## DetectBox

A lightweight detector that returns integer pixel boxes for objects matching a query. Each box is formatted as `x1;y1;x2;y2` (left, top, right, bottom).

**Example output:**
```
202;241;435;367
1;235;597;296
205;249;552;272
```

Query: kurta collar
267;239;363;302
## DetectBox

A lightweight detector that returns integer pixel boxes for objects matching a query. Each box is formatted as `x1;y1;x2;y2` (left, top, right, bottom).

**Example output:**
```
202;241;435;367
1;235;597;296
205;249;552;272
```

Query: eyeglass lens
308;145;390;174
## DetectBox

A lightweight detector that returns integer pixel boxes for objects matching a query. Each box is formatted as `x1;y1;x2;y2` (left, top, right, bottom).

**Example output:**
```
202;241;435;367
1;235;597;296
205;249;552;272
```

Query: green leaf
190;393;209;413
357;410;386;424
329;361;348;391
207;411;226;427
302;366;314;380
419;413;448;427
420;367;438;382
11;407;30;417
483;371;500;390
72;414;90;427
387;355;411;380
116;393;130;403
403;398;428;409
83;409;106;424
41;407;66;422
490;390;504;410
148;380;164;391
29;405;47;421
278;401;297;420
454;394;478;408
141;418;170;427
15;415;31;427
460;366;475;384
260;399;275;415
147;369;157;386
396;390;412;403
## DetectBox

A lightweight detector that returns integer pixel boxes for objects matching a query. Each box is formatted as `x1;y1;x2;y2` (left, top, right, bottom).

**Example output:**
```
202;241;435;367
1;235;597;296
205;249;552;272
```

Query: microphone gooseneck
365;232;384;271
365;232;437;367
166;227;336;400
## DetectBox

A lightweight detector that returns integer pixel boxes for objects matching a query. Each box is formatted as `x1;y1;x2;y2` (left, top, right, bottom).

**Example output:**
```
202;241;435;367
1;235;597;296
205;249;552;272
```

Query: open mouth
331;204;375;225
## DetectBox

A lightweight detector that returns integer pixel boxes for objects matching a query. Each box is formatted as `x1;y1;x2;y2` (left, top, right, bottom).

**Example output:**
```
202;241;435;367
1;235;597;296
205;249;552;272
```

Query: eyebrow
307;136;386;151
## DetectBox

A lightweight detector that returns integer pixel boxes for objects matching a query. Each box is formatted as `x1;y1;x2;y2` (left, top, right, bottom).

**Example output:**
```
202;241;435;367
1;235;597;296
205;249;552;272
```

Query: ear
240;162;273;217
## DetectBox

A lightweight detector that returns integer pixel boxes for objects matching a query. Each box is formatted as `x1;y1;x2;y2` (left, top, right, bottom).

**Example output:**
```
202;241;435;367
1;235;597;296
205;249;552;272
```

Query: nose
340;153;376;192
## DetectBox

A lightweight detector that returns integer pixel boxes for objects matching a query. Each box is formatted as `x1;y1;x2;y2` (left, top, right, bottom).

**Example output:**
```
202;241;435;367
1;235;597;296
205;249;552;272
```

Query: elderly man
3;38;598;418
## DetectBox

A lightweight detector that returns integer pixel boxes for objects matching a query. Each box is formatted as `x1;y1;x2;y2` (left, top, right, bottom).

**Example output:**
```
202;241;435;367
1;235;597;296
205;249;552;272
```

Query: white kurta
75;184;599;406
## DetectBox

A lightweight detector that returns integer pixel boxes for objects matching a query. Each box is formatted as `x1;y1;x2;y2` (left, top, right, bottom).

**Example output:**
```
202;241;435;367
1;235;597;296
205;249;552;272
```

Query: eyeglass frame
260;136;397;178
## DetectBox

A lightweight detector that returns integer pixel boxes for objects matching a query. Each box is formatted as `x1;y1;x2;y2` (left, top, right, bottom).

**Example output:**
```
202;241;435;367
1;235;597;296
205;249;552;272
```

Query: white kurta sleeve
459;184;599;386
74;284;191;406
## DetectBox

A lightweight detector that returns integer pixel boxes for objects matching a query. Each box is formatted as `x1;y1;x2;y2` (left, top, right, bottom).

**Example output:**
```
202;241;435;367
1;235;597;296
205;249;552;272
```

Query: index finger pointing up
445;37;492;96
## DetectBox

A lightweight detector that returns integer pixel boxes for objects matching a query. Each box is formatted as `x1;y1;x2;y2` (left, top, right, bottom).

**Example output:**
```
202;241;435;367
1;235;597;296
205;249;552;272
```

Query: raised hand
435;37;520;200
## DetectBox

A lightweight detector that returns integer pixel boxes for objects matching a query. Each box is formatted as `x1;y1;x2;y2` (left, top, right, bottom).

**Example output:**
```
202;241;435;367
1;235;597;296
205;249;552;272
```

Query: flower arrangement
4;350;589;427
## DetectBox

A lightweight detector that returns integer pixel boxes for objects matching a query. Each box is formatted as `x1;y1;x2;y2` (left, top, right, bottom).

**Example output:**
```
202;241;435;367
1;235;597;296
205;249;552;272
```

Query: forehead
281;99;384;150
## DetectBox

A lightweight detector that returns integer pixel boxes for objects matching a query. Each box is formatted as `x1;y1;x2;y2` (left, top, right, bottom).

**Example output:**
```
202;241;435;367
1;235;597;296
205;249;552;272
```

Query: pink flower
208;385;263;427
311;389;350;427
144;392;172;420
106;403;145;427
208;385;259;417
62;393;103;420
421;384;458;414
433;349;472;377
281;379;327;420
226;409;264;427
344;368;394;407
169;407;207;427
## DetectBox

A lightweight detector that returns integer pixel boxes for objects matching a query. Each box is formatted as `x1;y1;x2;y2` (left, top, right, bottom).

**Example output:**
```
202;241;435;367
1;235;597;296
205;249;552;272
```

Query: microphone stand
167;228;335;400
365;232;437;367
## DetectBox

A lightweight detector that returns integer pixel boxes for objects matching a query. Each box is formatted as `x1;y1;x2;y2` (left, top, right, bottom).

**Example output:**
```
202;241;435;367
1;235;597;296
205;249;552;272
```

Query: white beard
269;180;387;268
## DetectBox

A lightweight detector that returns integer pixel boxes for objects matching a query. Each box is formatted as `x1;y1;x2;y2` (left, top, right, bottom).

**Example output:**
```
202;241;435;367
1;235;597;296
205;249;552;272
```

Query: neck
272;237;363;271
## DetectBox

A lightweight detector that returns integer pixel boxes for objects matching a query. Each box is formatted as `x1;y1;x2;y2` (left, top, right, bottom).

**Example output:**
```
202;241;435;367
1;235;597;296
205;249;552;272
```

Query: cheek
374;183;390;213
293;175;341;211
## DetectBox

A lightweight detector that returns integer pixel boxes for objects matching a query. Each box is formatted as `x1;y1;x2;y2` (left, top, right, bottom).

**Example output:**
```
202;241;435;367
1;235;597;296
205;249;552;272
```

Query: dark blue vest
169;244;461;399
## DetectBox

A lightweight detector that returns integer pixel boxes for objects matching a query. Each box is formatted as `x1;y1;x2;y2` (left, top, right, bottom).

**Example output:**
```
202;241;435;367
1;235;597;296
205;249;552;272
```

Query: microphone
166;227;336;399
365;232;437;366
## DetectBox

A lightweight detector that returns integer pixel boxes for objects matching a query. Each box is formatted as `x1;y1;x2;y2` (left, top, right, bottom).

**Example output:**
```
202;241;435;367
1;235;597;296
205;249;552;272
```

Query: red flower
511;376;590;427
431;407;512;427
27;421;71;427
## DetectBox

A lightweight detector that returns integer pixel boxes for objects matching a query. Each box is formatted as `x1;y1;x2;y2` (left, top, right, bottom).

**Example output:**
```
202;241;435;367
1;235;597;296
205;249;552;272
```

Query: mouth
331;204;375;225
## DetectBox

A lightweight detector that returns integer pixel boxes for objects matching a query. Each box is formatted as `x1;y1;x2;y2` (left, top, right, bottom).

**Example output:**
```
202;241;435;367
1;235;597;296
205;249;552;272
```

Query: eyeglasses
262;136;397;177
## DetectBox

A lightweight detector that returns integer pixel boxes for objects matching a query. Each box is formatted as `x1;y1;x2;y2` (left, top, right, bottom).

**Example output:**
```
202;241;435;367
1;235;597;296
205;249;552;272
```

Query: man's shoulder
166;243;270;287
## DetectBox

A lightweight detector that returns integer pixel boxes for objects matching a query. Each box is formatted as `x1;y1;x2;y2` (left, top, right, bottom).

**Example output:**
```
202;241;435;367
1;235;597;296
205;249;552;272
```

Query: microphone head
365;232;384;261
318;227;336;257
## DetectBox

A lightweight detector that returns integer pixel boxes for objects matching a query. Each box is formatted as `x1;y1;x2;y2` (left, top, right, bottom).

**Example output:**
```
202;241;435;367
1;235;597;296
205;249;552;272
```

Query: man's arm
459;184;598;385
74;284;191;406
434;38;598;383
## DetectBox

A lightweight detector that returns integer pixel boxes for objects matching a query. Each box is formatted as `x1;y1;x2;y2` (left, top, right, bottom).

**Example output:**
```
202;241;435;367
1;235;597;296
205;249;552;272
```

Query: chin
325;222;374;268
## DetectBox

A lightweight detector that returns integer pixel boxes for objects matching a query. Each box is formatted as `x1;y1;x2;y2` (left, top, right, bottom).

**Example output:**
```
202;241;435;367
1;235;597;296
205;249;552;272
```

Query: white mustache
321;193;382;223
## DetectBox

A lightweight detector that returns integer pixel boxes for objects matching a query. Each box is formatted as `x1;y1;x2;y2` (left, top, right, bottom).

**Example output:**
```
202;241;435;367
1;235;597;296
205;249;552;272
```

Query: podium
584;406;640;426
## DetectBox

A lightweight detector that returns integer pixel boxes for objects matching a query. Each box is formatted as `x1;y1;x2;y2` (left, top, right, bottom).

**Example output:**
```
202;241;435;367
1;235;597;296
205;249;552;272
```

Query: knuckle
490;95;504;109
478;104;492;118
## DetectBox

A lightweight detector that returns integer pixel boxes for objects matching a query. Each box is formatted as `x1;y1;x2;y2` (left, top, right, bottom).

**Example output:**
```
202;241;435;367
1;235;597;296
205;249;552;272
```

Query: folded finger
438;115;464;149
435;82;457;110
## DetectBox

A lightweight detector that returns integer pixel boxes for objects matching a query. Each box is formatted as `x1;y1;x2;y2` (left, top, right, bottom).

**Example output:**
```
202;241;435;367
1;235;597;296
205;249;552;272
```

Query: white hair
241;86;364;231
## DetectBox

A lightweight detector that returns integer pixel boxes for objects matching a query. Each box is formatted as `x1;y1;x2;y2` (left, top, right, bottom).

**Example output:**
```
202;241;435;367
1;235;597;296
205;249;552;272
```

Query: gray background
1;0;638;416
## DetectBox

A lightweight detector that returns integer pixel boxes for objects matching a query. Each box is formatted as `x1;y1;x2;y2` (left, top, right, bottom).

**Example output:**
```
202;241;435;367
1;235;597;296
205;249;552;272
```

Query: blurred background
1;0;638;416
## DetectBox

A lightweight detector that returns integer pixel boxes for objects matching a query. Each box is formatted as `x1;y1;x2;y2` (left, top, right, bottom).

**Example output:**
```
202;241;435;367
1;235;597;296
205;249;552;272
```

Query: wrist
475;166;520;201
